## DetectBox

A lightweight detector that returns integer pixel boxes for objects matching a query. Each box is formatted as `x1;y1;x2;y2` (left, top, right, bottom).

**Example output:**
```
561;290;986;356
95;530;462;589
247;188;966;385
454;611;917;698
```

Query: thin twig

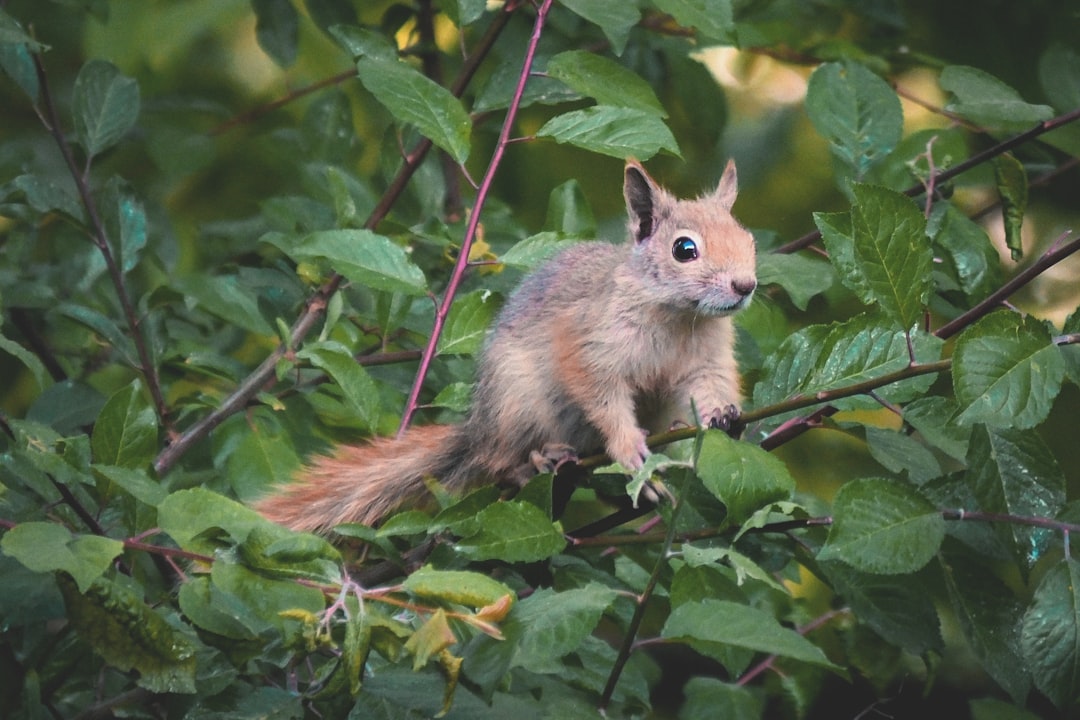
398;0;556;433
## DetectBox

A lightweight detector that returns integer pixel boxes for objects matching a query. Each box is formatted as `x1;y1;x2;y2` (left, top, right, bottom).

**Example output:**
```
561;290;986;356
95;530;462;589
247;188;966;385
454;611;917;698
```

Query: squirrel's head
623;159;757;316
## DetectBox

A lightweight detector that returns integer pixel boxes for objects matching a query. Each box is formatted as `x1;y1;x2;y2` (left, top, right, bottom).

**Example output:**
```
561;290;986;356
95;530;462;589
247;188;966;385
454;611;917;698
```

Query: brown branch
207;69;357;136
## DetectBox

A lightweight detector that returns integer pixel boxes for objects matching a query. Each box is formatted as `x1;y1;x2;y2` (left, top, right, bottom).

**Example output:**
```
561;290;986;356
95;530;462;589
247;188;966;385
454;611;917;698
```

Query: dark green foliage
1;1;1080;718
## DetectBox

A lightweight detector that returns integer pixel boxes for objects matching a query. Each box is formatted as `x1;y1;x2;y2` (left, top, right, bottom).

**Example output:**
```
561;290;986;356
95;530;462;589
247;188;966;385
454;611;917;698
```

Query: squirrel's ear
713;159;738;210
624;159;661;242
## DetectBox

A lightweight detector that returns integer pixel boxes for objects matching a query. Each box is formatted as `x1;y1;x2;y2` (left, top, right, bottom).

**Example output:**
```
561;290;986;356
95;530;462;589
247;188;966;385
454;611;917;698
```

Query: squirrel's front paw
705;405;741;436
608;427;650;471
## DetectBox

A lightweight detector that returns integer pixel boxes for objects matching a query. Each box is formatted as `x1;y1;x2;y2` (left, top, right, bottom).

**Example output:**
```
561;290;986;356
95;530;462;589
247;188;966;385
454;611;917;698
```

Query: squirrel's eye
672;237;699;262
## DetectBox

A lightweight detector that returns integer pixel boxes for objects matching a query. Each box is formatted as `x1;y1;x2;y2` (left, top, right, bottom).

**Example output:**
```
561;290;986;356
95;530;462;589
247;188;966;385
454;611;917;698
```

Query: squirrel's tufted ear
712;159;738;210
624;158;662;243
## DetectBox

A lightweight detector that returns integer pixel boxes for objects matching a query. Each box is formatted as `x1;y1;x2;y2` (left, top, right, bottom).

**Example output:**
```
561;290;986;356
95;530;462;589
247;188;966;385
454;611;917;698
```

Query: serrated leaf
1021;559;1080;709
172;273;276;335
823;561;943;655
696;431;795;525
12;174;84;221
805;61;902;177
72;59;140;157
536;106;681;160
932;203;1002;303
964;425;1065;570
454;501;565;562
429;382;472;412
356;55;470;163
940;65;1054;133
756;252;834;311
252;0;298;67
816;210;872;304
1;522;123;593
546;51;665;116
405;609;457;670
210;561;326;635
653;0;735;42
58;574;197;693
224;417;301;501
993;154;1028;261
102;177;148;275
557;0;640;54
404;566;514;610
510;583;617;672
545;179;597;235
91;381;158;469
271;229;428;296
662;599;838;671
297;342;379;429
953;311;1066;429
940;553;1030;703
902;396;971;461
818;478;944;574
849;184;933;329
438;290;497;356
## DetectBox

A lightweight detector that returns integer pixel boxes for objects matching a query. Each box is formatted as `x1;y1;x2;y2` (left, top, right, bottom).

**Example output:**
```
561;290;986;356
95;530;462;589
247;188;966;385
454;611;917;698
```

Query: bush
1;1;1079;718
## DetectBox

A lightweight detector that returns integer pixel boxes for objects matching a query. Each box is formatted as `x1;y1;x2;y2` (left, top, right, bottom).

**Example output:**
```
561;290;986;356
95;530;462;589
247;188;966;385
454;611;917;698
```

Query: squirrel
255;159;757;533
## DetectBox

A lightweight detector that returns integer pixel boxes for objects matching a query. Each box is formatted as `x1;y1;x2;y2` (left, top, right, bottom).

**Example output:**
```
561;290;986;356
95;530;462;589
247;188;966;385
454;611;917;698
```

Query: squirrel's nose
732;278;757;297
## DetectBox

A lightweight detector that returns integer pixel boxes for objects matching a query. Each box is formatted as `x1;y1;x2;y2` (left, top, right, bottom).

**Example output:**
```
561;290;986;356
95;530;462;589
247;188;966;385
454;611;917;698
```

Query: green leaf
940;554;1030;703
12;174;84;221
753;314;942;414
953;311;1066;429
932;203;1002;303
438;290;497;356
755;253;834;311
652;0;735;43
499;232;580;271
429;382;472;412
1021;559;1080;709
171;273;276;335
327;25;397;62
56;303;138;366
964;425;1065;570
509;583;617;672
271;229;428;296
224;416;301;501
297;342;379;429
815;211;870;303
695;430;795;526
557;0;640;54
1039;42;1080;112
1;522;123;594
0;9;46;50
546;51;665;116
818;478;945;574
72;59;140;157
93;464;167;507
902;396;970;462
252;0;298;67
157;487;270;554
454;501;566;562
177;576;259;640
210;560;326;635
940;65;1054;133
356;55;471;163
403;566;514;609
0;330;50;391
662;599;838;671
823;561;943;655
864;425;942;485
805;61;902;177
536;106;681;160
58;574;197;694
544;180;596;235
679;677;763;720
91;381;158;469
848;183;933;329
993;154;1028;261
101;177;148;275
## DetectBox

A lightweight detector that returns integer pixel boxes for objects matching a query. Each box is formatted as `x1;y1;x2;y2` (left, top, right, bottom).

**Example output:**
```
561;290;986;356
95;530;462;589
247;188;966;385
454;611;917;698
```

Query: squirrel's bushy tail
255;424;470;533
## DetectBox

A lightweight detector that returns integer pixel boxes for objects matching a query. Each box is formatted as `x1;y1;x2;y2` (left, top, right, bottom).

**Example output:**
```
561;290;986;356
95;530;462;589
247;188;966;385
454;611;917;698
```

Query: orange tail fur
254;424;472;533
